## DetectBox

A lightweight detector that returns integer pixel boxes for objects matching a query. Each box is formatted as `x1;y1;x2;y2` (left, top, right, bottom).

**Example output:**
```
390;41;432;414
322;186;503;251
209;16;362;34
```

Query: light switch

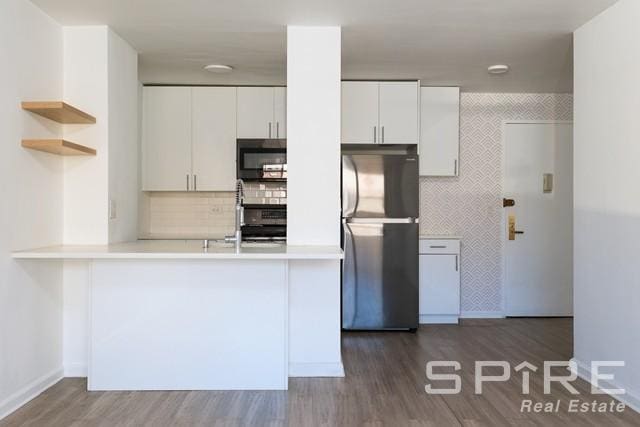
109;199;117;220
543;173;553;194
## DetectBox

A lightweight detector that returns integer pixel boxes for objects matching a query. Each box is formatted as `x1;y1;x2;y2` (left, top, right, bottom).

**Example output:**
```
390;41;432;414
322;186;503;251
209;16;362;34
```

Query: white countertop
12;240;344;260
420;234;461;240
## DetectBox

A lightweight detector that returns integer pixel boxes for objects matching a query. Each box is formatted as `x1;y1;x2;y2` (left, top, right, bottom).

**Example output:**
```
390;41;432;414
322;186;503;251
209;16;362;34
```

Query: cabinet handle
186;174;189;191
269;122;272;138
194;174;197;191
382;126;385;144
454;159;458;175
430;245;446;249
276;121;280;138
455;255;459;272
374;126;377;143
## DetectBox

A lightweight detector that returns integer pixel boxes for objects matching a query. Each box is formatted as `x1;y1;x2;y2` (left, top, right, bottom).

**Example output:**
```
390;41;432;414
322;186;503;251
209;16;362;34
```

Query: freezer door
342;154;419;218
342;222;419;330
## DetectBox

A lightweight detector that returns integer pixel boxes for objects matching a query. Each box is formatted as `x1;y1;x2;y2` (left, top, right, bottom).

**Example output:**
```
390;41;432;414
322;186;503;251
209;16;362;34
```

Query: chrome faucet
225;179;245;251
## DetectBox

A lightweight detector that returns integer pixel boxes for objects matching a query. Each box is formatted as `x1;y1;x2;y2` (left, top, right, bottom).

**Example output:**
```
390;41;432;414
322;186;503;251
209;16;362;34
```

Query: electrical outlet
109;199;117;220
210;206;223;214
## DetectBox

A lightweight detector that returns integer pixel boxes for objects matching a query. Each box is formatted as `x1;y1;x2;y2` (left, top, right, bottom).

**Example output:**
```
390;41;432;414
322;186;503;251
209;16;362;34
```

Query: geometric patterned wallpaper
420;93;574;313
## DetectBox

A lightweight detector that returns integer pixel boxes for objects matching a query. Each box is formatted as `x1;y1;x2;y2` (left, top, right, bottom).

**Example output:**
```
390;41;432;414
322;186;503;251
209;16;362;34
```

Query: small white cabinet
379;82;419;144
341;82;379;144
419;87;460;176
341;81;419;144
419;237;461;324
142;86;237;191
142;87;192;191
237;87;286;139
191;87;237;191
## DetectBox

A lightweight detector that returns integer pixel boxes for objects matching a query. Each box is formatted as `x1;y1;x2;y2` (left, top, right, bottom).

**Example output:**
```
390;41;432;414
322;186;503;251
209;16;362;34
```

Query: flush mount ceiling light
204;64;234;73
488;64;510;75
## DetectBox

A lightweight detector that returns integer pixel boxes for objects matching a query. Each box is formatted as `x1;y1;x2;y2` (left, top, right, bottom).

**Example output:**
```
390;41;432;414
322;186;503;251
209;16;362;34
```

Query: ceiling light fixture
204;64;234;73
488;64;509;75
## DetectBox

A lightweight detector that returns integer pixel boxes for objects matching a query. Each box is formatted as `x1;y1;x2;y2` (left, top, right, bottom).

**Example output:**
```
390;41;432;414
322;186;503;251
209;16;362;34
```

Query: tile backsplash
242;182;287;205
139;183;288;239
140;192;236;239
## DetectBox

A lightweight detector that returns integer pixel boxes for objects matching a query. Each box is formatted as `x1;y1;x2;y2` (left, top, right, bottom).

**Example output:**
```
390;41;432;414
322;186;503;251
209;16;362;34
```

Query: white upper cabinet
379;82;419;144
341;81;379;144
237;87;286;139
143;86;239;192
420;87;460;176
142;87;192;191
341;81;419;144
273;87;287;139
192;87;237;191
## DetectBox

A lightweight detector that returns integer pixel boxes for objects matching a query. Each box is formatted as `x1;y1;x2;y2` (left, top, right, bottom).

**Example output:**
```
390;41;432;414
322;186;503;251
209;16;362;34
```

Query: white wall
286;26;343;377
108;31;139;243
0;0;64;418
63;27;110;245
574;0;640;411
62;27;139;377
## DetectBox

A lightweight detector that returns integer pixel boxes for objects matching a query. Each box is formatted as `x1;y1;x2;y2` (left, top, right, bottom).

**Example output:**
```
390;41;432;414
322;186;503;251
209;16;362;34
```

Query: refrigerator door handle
342;224;359;329
342;155;360;217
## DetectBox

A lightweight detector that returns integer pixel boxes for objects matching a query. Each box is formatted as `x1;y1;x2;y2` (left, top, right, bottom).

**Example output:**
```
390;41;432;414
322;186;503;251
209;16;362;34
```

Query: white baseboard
0;368;63;421
420;314;459;324
289;362;345;377
460;311;505;319
571;358;640;414
64;363;87;378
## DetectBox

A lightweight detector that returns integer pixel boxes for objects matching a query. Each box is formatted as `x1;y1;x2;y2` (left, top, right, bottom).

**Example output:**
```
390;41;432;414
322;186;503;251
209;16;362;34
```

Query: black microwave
237;139;287;181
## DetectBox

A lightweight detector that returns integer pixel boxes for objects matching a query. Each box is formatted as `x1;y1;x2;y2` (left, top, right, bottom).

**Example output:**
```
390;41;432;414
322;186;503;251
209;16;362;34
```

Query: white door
379;82;419;144
504;122;573;316
142;87;192;191
192;87;237;191
273;87;286;138
237;87;275;139
419;254;460;315
420;87;460;176
341;81;379;144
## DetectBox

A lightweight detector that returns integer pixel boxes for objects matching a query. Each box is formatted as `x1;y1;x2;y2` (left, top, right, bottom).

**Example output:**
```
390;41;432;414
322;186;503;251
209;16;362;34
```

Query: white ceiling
32;0;616;92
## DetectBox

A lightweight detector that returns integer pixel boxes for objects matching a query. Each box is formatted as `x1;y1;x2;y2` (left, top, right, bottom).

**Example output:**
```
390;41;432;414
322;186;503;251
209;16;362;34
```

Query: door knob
508;214;524;241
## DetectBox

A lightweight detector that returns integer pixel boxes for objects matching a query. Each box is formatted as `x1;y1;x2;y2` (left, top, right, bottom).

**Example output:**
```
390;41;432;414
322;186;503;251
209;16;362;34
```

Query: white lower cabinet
419;238;461;324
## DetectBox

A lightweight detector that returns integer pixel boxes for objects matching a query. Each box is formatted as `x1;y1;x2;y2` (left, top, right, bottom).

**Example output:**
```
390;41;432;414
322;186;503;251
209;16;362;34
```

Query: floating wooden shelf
22;139;97;156
21;101;96;124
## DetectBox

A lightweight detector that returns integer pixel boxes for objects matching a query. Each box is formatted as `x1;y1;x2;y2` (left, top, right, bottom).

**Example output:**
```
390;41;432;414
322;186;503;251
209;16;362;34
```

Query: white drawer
419;239;460;254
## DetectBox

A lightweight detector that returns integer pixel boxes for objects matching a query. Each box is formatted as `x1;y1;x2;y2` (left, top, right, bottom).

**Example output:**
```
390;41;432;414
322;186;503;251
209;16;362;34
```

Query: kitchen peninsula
13;241;343;390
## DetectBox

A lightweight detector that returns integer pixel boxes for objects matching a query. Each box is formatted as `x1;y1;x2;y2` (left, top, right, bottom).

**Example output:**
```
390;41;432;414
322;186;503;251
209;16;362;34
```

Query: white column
286;26;341;246
286;26;344;378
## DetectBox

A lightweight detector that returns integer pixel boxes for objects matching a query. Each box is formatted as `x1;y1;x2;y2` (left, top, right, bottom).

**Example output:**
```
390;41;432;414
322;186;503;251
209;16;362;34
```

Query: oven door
237;139;286;181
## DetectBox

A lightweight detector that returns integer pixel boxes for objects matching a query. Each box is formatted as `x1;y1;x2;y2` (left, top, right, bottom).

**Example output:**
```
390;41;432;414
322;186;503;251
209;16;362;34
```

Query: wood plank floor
1;319;638;426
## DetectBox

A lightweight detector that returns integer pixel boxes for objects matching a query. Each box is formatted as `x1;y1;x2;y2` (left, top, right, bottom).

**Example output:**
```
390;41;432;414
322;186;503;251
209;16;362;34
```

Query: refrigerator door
342;154;419;219
342;220;419;330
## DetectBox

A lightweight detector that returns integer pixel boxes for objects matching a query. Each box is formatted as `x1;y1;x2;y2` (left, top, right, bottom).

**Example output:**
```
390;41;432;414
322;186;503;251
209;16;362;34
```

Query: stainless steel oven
237;139;286;181
242;206;287;241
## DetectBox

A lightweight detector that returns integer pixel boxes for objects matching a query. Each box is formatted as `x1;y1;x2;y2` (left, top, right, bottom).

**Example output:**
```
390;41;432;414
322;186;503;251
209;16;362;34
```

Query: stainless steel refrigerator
341;154;419;330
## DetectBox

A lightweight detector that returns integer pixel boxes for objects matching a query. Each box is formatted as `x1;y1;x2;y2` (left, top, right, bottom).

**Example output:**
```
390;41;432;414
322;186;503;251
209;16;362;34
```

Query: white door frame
500;120;573;316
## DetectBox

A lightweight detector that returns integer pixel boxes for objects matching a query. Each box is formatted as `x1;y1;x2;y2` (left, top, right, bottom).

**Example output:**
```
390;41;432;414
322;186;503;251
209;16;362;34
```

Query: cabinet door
192;87;237;191
419;254;460;315
379;82;419;144
237;87;275;138
341;81;379;144
419;87;460;176
273;87;286;138
142;87;192;191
